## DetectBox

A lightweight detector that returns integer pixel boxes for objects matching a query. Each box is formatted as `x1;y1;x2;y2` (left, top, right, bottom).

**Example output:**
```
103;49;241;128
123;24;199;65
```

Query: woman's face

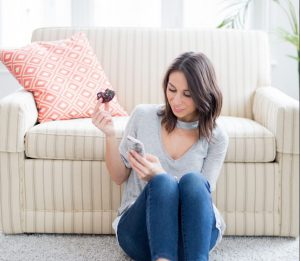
166;71;198;122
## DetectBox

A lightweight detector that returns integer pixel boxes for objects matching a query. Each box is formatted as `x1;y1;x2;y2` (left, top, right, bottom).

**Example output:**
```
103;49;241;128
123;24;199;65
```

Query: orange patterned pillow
0;32;128;122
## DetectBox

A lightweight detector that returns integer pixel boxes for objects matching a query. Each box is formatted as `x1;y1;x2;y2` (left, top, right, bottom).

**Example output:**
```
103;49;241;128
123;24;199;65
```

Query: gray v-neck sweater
113;104;229;250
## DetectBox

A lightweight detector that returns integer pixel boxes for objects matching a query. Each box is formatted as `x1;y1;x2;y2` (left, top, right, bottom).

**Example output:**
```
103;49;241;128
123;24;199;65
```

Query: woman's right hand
128;151;166;182
91;98;116;137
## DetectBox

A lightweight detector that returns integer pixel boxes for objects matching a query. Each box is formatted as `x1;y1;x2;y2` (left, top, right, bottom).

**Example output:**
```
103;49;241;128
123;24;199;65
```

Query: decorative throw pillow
0;32;128;122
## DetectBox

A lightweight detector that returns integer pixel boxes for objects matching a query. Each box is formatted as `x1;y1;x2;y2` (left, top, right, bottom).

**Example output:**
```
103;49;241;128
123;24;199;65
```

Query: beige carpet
0;233;298;261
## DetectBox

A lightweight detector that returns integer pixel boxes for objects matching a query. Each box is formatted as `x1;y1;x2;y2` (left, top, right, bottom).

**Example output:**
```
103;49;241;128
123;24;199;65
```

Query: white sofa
0;27;299;236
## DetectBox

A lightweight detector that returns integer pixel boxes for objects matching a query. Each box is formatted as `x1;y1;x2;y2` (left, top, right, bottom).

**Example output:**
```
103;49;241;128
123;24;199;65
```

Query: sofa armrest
0;89;38;152
253;86;299;155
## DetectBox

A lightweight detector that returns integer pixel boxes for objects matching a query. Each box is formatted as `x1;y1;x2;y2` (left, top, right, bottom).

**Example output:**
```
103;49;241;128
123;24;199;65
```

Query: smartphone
127;135;146;157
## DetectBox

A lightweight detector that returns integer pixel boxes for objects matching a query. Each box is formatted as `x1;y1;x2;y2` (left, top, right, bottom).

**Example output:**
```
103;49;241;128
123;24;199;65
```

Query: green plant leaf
218;0;300;64
287;0;299;34
272;0;298;35
217;0;253;29
277;27;299;50
287;54;300;61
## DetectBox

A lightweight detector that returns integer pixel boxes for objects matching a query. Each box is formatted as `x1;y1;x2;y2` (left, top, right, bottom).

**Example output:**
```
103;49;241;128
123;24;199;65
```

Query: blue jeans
117;173;219;261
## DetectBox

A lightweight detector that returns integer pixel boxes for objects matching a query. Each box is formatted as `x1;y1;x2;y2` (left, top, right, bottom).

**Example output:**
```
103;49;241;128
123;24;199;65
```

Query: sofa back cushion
32;28;271;119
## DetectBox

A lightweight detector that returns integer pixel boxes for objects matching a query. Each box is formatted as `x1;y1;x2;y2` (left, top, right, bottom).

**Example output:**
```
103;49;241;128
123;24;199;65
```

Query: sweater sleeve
118;105;141;168
201;125;229;191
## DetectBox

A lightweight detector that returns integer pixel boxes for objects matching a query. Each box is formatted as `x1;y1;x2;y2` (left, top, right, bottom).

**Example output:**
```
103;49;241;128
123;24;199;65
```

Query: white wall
0;63;21;99
269;0;299;100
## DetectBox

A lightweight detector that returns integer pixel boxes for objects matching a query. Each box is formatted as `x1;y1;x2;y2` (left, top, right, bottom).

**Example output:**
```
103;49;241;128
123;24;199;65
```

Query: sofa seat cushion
219;116;276;162
25;116;129;161
25;116;276;163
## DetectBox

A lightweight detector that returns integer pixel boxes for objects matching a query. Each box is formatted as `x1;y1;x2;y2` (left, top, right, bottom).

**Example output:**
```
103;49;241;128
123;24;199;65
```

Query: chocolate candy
97;88;115;103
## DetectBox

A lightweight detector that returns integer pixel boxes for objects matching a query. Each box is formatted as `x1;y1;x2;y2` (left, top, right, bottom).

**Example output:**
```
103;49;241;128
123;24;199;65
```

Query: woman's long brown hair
157;52;223;142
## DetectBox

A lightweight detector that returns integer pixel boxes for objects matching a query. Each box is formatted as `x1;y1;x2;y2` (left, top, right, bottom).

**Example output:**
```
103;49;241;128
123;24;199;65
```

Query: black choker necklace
176;119;199;129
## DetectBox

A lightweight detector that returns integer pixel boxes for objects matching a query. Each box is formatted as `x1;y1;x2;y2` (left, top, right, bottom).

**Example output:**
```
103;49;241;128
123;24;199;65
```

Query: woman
92;52;229;261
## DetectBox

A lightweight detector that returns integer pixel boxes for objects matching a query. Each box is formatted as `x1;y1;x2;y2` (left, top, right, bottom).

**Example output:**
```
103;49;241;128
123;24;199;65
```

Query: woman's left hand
128;150;166;182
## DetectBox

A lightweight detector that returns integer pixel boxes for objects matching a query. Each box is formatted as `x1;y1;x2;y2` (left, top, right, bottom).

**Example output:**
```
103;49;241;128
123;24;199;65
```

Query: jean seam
209;198;214;250
181;193;188;261
147;182;153;258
